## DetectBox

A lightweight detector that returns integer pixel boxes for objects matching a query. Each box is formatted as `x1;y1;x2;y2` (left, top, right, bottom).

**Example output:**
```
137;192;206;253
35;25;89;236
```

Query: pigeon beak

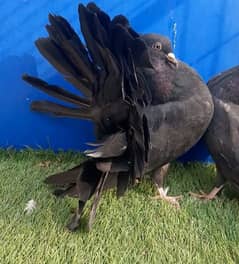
166;53;178;67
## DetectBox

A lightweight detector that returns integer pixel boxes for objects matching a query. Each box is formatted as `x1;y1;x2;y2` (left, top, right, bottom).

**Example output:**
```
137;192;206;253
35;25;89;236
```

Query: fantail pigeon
22;2;214;231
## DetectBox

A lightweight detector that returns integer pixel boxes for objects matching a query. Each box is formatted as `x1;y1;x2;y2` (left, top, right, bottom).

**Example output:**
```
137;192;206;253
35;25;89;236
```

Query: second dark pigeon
191;65;239;200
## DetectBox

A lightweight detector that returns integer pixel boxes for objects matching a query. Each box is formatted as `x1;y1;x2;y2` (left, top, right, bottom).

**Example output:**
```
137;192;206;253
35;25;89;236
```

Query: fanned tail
23;2;152;230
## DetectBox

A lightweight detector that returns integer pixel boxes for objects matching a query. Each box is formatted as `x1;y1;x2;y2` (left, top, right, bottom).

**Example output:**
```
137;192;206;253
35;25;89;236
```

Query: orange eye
152;42;162;50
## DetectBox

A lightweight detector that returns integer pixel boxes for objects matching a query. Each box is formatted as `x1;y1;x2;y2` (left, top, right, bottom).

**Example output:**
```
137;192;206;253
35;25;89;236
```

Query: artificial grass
1;149;239;264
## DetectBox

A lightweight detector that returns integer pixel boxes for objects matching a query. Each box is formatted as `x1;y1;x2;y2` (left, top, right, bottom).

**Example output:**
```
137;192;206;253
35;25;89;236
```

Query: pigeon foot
151;187;182;209
189;186;223;200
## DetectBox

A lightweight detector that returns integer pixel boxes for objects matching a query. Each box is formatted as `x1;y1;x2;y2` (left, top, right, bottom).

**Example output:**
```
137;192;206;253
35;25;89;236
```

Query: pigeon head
141;34;178;66
141;34;172;54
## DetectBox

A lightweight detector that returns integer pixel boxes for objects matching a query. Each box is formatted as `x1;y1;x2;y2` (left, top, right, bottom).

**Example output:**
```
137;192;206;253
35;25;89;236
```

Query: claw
151;187;182;209
189;186;224;201
189;191;215;200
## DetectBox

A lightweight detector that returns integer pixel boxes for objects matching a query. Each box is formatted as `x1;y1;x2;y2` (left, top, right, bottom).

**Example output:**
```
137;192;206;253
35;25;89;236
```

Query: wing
208;65;239;105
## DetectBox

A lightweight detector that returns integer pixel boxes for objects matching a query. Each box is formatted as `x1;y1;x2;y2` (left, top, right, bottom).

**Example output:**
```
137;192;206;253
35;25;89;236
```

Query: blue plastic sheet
1;0;239;162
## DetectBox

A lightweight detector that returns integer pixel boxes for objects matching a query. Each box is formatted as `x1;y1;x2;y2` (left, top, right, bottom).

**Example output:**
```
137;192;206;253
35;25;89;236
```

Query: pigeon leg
189;168;225;200
151;163;182;208
67;200;85;232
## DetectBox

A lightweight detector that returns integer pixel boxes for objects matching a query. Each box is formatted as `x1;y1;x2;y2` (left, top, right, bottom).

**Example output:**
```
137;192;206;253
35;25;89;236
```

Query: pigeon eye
152;42;162;50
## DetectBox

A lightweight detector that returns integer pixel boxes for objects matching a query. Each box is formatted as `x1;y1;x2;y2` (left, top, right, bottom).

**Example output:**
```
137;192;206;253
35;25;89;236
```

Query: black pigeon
191;65;239;200
22;2;214;230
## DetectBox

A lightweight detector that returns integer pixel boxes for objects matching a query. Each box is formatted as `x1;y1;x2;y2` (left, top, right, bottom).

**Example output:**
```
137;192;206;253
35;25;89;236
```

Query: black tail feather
35;38;91;97
53;185;78;198
44;165;82;186
87;2;111;33
116;171;130;197
47;14;96;84
78;4;106;69
31;100;93;119
111;15;139;38
22;74;91;107
79;4;124;104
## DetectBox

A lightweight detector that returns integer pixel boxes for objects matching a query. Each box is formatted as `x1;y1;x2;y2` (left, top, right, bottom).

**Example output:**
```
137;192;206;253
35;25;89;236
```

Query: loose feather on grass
24;199;37;215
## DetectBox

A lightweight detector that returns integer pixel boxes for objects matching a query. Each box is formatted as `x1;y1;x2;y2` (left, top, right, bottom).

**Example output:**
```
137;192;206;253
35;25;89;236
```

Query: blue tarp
1;0;239;162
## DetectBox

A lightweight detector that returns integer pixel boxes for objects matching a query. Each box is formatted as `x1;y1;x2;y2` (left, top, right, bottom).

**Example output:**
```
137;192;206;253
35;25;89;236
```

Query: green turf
1;149;239;264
